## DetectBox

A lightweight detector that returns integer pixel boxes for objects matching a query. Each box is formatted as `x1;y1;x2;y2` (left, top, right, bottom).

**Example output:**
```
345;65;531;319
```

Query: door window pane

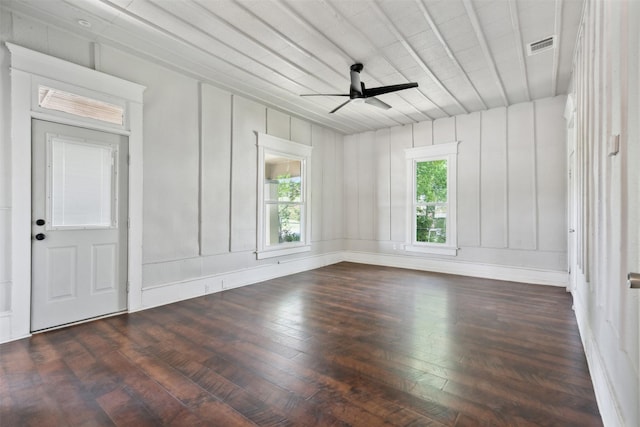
50;138;115;227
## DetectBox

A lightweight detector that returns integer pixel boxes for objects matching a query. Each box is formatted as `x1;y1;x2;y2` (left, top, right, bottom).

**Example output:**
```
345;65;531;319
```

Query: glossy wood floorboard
0;262;602;426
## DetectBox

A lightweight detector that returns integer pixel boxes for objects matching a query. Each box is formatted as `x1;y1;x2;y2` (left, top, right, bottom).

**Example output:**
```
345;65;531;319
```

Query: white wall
343;96;568;279
0;11;344;340
569;1;640;426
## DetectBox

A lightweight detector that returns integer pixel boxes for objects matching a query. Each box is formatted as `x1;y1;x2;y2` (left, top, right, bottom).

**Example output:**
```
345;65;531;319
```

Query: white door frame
4;43;145;342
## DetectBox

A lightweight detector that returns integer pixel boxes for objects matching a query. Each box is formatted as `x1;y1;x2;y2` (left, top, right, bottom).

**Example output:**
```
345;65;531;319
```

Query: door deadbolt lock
36;219;45;226
628;272;640;289
34;233;46;241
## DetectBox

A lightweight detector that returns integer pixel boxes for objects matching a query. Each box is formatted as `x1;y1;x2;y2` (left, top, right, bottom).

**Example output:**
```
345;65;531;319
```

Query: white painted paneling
266;108;290;140
507;102;537;250
321;130;337;242
389;125;413;242
0;210;9;283
311;125;324;243
535;97;566;252
433;116;456;143
0;16;9;208
456;112;481;247
0;282;9;312
480;107;508;248
358;131;375;241
412;120;433;147
231;96;265;252
343;135;359;240
201;84;232;255
100;46;200;263
291;117;312;145
374;128;391;241
0;13;8;314
333;133;344;241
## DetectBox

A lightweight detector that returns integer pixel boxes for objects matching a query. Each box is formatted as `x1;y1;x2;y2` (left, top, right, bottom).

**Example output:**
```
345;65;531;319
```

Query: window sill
404;244;458;256
256;244;311;260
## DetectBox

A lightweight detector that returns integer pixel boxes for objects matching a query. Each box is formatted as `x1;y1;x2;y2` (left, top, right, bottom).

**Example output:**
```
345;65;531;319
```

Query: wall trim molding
572;271;624;427
4;43;145;343
138;250;569;312
342;250;569;287
138;251;343;310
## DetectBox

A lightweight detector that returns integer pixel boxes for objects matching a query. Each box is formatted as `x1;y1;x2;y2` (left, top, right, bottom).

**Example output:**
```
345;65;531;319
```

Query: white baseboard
0;313;31;344
0;250;568;343
138;251;343;310
342;250;569;287
572;272;624;427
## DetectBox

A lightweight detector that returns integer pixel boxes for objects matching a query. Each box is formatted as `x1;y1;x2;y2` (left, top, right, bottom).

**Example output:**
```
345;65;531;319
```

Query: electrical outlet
221;279;226;289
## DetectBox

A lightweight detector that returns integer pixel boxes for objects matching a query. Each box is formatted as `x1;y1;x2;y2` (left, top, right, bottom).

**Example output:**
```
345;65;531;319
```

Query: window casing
257;133;312;259
405;142;459;256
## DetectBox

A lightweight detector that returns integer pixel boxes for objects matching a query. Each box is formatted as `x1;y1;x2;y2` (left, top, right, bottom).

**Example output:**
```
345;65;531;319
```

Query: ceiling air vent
527;36;555;56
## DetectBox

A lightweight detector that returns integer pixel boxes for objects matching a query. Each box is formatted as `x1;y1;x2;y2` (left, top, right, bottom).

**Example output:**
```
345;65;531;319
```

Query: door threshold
31;310;128;334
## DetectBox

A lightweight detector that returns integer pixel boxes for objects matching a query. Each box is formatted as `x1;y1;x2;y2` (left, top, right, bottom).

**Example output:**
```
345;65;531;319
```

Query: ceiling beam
552;0;564;96
370;0;469;115
415;0;487;110
508;0;531;101
461;0;510;106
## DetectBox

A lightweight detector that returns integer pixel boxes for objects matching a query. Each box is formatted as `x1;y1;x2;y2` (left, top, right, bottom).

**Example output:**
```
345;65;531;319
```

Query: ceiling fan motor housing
350;63;364;98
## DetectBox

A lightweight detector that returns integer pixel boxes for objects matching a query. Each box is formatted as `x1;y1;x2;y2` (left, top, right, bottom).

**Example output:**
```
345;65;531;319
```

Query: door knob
35;233;46;241
36;219;45;226
628;272;640;289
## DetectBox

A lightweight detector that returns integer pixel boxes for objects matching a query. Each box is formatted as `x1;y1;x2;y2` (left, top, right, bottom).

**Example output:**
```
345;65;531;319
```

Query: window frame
405;141;459;256
256;132;312;259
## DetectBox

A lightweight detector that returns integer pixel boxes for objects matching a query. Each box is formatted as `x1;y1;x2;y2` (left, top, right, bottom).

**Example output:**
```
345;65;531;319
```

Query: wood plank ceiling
4;0;585;134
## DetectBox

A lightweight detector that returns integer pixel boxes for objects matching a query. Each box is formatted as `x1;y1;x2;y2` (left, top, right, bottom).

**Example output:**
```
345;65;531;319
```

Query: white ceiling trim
1;0;585;133
273;0;420;126
415;0;487;111
316;0;436;121
183;0;404;129
370;0;469;115
462;0;510;107
552;0;564;96
508;0;531;102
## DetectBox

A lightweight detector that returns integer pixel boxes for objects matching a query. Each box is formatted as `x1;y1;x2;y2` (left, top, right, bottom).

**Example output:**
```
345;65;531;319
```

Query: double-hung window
405;141;459;256
257;133;312;259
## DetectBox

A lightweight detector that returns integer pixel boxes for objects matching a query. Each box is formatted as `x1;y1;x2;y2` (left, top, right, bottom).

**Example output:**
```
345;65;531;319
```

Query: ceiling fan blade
365;97;392;110
330;99;352;114
300;93;350;97
363;82;418;98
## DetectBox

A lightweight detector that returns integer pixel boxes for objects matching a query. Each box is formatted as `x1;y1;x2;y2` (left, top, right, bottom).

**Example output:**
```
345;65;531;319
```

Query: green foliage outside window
276;173;302;242
415;160;447;243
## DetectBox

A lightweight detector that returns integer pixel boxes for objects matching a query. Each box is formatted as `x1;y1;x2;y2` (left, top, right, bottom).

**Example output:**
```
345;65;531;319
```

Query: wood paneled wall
343;96;567;271
569;0;640;425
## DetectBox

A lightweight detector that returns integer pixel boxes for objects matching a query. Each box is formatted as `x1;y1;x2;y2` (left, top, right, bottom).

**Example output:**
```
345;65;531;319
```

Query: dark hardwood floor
0;262;602;426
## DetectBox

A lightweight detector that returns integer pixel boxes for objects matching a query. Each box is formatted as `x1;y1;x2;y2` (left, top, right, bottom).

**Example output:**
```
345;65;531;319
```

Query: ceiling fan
301;63;419;113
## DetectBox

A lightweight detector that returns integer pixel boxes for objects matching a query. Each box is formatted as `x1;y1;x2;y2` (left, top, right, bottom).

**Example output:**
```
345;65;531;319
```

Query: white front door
31;119;128;331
